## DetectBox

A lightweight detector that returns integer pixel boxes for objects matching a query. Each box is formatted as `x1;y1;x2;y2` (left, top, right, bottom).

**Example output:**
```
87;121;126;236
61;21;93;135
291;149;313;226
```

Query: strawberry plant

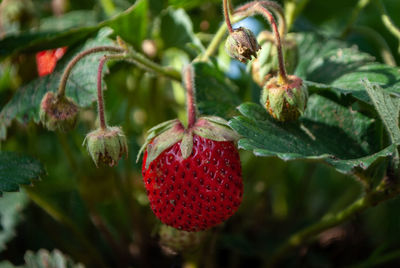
1;0;400;267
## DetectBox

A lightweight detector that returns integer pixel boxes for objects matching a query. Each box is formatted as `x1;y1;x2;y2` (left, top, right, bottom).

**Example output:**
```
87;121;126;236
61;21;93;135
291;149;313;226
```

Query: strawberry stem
223;0;234;33
235;1;286;37
250;2;288;84
184;65;197;129
97;53;126;130
56;46;125;100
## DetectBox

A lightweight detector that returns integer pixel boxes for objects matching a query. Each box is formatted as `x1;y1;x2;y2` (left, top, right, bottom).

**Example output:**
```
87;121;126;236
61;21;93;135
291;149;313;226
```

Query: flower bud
39;92;78;131
251;31;298;87
159;224;206;256
261;75;308;122
84;126;128;167
225;27;261;63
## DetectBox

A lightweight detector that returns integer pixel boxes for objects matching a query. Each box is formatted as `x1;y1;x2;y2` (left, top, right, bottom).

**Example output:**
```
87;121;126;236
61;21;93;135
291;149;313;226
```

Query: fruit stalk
223;0;234;33
184;65;197;128
97;53;126;130
57;46;125;100
251;3;288;84
235;1;286;36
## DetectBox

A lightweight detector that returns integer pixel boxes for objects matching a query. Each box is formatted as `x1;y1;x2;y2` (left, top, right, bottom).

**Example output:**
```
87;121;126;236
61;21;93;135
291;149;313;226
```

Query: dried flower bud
84;126;128;167
39;92;78;131
225;27;261;63
251;31;298;87
159;224;206;256
261;75;308;122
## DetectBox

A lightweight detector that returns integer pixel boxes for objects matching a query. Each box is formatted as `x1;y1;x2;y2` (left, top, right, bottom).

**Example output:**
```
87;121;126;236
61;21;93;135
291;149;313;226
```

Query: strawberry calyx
137;116;240;169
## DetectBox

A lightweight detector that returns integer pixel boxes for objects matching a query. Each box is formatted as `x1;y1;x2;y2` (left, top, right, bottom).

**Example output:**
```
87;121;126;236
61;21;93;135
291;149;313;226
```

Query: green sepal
140;116;240;169
144;123;184;169
180;130;194;159
193;117;240;141
136;119;181;163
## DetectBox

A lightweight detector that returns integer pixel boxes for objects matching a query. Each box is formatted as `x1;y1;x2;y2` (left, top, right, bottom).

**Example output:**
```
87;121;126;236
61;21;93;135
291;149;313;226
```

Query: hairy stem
57;46;125;99
125;49;182;81
267;181;400;267
184;65;197;128
25;188;107;268
235;1;286;36
250;3;288;83
223;0;234;33
97;53;126;129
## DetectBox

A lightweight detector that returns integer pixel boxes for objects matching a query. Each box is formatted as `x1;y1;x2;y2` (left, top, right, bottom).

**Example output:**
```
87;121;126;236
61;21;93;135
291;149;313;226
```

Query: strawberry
36;47;67;76
138;65;243;232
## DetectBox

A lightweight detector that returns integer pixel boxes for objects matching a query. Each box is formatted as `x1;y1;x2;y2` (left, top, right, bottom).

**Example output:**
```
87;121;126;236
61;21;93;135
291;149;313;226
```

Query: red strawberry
36;47;67;76
139;116;243;232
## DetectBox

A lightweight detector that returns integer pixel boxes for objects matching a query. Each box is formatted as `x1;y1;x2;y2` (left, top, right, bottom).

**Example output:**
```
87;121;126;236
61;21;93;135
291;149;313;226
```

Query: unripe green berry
159;224;206;256
39;92;78;131
251;31;298;88
261;75;308;122
84;126;128;167
225;27;261;63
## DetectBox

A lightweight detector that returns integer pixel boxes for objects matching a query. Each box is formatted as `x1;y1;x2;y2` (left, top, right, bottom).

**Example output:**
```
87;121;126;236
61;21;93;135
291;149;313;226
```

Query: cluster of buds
223;0;308;122
39;45;128;167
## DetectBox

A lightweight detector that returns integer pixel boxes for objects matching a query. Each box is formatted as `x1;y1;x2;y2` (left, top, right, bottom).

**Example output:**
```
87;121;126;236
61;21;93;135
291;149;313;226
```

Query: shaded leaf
0;192;28;252
0;0;148;57
192;62;241;119
229;95;395;173
0;152;45;194
295;32;400;103
363;79;400;145
159;8;204;54
0;28;113;140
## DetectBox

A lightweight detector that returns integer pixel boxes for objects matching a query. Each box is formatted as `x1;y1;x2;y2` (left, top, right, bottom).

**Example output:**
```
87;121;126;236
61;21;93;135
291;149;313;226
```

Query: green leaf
229;95;395;174
295;32;400;103
0;192;28;252
363;79;400;145
0;28;113;140
38;10;98;32
0;152;45;194
158;8;204;54
192;62;241;119
106;0;148;48
0;0;148;57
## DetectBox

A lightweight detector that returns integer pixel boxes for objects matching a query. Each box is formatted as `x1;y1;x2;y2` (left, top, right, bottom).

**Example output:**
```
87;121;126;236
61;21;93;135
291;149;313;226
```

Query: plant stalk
57;46;125;100
125;49;182;81
266;181;400;267
96;54;124;129
235;1;286;36
249;3;288;83
223;0;234;33
184;65;197;128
